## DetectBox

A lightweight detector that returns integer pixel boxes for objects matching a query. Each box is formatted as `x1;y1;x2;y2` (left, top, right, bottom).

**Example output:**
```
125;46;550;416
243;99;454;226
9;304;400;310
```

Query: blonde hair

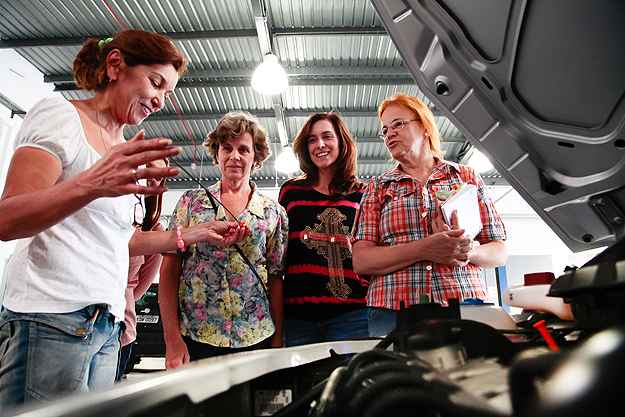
378;94;443;159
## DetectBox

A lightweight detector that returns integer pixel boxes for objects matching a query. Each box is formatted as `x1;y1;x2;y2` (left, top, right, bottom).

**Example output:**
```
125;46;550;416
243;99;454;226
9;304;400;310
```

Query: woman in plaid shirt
352;94;507;337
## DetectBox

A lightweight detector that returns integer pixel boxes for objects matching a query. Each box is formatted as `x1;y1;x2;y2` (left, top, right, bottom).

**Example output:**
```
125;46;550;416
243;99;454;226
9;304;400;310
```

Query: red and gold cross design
301;208;353;298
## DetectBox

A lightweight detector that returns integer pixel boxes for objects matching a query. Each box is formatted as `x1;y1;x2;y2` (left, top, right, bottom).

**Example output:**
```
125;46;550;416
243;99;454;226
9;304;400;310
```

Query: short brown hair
203;112;271;170
292;112;363;194
73;29;187;91
378;94;443;159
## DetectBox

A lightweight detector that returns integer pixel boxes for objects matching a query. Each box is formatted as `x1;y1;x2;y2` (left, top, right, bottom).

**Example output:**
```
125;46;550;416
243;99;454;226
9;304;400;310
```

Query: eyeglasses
378;119;419;140
132;194;145;228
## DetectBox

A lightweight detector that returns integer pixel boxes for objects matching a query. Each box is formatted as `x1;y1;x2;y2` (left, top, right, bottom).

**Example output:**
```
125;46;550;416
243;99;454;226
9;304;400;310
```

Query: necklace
94;106;112;155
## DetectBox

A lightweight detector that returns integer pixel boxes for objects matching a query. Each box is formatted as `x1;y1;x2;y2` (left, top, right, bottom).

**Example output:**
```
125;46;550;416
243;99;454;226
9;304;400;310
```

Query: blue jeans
368;299;485;337
367;308;397;337
284;308;369;347
0;305;121;410
183;335;271;360
115;343;133;382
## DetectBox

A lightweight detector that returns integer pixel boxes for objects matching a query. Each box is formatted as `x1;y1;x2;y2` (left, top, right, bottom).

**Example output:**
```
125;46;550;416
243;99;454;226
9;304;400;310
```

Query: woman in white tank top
0;30;246;409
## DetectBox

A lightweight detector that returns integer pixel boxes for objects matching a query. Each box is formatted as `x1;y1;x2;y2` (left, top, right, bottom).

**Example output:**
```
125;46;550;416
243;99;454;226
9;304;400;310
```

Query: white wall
0;108;22;298
0;49;56;111
488;186;604;288
0;49;57;298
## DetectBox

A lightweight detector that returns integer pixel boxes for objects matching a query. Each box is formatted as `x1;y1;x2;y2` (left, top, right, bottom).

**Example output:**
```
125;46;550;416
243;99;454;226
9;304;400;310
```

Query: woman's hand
431;209;477;266
222;221;251;246
424;229;472;266
432;207;460;234
145;158;169;188
77;130;180;197
182;220;249;247
431;211;451;233
164;335;190;369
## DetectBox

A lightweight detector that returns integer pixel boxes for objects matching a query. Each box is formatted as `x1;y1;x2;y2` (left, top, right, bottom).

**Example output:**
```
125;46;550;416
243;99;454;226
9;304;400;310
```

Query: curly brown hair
292;112;363;194
203;112;271;171
73;29;187;91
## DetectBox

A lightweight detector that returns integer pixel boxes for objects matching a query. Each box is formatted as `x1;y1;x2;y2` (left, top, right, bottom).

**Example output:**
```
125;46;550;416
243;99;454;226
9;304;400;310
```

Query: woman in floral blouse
159;112;288;367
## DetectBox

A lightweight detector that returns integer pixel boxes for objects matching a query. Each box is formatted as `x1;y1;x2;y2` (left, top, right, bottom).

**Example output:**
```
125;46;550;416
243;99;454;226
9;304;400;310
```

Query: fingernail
159;139;173;145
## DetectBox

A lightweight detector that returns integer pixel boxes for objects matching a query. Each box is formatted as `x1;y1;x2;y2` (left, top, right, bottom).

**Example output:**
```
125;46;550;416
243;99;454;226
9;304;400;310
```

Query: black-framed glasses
132;194;145;227
378;119;419;140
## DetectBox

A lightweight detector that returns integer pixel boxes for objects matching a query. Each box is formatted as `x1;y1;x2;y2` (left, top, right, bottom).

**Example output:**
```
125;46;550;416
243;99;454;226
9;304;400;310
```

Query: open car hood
371;0;625;252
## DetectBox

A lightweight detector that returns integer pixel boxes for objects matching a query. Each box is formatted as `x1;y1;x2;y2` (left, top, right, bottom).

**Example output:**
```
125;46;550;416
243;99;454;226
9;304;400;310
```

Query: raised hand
78;130;180;197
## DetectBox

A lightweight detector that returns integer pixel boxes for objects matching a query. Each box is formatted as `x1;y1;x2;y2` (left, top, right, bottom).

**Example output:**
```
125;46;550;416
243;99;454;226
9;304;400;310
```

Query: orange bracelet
175;225;186;252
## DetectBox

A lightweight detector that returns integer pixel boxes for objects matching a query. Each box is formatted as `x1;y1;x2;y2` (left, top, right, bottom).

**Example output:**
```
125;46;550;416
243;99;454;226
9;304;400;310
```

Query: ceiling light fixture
251;53;289;96
275;145;300;174
467;149;495;173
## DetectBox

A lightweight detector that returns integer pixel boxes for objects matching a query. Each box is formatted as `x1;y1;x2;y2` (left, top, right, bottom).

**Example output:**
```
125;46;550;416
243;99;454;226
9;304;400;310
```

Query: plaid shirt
352;160;506;309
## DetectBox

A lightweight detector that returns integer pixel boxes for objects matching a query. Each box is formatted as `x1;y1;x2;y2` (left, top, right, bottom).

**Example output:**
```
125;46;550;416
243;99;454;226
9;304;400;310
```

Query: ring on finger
130;168;138;183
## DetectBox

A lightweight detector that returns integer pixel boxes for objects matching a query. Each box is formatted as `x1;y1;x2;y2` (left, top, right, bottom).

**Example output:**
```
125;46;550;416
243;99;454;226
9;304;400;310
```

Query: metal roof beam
0;25;389;49
45;65;411;83
142;105;442;122
0;30;259;49
289;77;413;86
273;27;387;36
0;93;26;119
251;0;273;55
145;109;376;122
53;75;414;91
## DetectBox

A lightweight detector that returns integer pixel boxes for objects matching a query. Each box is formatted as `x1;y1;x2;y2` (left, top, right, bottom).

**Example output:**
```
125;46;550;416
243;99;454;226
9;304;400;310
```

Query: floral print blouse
169;182;288;348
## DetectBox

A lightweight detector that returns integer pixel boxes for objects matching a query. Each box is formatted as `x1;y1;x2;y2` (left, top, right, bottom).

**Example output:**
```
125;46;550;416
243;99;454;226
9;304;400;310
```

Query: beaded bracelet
175;225;186;252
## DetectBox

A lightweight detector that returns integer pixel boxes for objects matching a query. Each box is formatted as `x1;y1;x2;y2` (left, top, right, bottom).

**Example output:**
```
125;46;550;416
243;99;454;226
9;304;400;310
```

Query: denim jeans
367;308;398;337
115;343;133;382
0;305;121;411
368;299;485;337
284;308;369;347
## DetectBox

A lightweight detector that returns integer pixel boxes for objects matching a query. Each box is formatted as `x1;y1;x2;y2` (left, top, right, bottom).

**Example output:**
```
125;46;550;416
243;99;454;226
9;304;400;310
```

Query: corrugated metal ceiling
0;0;502;188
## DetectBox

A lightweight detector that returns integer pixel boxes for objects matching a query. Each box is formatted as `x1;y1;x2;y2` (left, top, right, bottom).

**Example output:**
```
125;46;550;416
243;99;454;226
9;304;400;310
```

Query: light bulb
251;54;289;96
468;150;494;173
275;146;300;174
